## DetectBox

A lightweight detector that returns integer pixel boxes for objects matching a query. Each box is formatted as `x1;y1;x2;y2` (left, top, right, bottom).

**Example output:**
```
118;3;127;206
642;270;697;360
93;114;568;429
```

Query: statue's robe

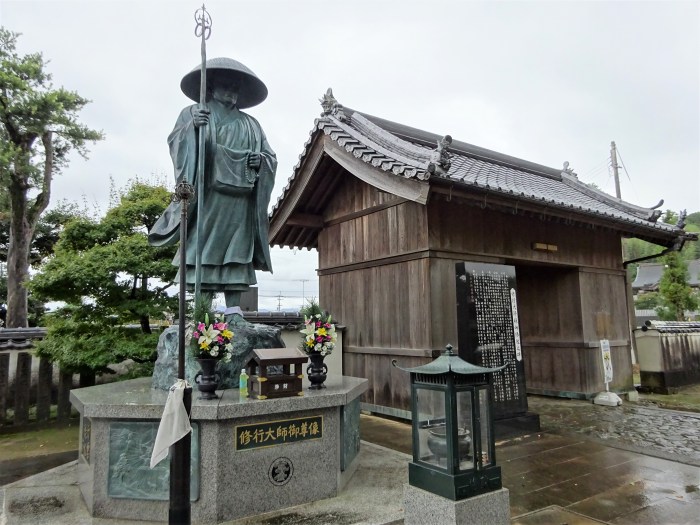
149;101;276;291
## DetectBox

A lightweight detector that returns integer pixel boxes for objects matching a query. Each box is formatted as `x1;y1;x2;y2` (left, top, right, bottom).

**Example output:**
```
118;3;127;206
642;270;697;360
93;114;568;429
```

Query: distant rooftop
640;320;700;333
632;259;700;291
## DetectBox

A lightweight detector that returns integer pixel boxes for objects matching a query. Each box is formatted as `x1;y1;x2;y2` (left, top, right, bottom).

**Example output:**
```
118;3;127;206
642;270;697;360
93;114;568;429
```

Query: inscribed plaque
455;262;529;419
235;415;323;451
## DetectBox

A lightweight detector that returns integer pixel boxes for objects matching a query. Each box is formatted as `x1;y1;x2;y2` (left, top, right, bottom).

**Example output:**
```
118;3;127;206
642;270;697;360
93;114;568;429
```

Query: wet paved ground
2;395;700;524
528;396;700;466
361;395;700;524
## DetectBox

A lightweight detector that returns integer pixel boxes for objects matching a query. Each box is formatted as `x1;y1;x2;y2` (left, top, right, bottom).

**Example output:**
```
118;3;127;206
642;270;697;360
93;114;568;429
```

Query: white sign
510;288;522;362
600;339;613;384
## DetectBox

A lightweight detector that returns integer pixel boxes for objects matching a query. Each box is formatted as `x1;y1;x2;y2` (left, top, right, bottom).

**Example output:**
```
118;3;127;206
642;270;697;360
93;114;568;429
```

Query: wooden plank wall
317;176;633;408
319;183;428;268
427;199;622;270
578;269;630;342
516;265;633;395
319;177;436;411
517;266;584;343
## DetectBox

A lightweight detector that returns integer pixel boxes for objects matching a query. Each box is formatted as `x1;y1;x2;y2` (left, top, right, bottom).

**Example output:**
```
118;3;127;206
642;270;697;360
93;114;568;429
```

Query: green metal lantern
393;344;505;500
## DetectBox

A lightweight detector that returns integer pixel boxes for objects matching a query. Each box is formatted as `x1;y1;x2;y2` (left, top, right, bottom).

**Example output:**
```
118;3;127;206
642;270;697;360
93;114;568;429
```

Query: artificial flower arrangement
191;312;234;361
299;312;337;356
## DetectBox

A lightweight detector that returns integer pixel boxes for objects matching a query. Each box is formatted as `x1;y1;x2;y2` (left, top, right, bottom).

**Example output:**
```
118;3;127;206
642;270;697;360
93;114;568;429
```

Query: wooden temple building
269;90;696;423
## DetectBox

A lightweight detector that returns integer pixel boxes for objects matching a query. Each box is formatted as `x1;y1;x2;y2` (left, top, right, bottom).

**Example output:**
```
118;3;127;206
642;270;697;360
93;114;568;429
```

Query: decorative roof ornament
427;135;452;175
319;88;348;122
562;161;577;178
677;209;688;230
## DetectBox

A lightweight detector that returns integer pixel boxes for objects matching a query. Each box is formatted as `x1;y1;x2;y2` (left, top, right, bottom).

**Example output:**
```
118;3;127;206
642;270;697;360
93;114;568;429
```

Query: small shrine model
245;348;309;399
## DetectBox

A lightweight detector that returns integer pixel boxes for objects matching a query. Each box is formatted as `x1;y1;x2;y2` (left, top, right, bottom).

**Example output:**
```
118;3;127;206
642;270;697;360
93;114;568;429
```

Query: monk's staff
193;4;211;305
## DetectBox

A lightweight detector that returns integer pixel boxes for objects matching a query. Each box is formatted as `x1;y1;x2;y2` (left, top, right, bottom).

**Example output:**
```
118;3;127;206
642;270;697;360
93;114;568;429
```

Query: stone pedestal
151;317;286;391
70;375;366;523
403;484;510;525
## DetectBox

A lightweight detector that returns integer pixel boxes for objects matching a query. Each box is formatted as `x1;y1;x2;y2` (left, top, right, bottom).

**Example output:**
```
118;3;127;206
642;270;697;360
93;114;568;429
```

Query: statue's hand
192;105;210;128
248;152;262;171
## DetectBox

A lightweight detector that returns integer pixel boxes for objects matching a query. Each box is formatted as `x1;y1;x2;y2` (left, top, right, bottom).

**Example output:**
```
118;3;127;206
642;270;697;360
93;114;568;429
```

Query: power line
258;292;318;298
615;147;632;182
582;158;611;178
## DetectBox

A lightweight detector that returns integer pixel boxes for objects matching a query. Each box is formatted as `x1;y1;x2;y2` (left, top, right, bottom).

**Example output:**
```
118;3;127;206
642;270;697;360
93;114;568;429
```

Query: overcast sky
2;0;699;311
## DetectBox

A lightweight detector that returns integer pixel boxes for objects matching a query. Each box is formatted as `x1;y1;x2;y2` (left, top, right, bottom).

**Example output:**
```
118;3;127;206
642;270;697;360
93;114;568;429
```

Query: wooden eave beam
286;212;324;229
269;135;326;245
429;182;679;248
322;136;429;205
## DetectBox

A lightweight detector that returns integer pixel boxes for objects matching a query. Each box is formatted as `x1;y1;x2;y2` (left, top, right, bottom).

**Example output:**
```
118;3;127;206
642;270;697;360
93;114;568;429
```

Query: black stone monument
455;262;540;438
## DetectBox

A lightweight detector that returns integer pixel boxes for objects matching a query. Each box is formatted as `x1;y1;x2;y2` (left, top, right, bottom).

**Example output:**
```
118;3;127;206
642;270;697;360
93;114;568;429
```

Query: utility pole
277;292;284;311
295;279;310;309
610;141;621;199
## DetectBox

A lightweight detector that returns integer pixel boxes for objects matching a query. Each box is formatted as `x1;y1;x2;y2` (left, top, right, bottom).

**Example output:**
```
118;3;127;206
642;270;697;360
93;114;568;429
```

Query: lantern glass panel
455;390;475;471
415;387;446;468
478;387;492;466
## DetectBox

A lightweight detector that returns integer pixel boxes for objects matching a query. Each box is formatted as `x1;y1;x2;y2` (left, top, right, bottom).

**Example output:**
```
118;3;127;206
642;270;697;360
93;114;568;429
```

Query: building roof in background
638;320;700;333
270;90;696;251
632;259;700;291
0;328;47;350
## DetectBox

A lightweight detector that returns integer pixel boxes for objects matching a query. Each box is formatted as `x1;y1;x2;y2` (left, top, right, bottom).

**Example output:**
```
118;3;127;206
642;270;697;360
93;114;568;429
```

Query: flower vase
307;353;328;390
194;358;220;400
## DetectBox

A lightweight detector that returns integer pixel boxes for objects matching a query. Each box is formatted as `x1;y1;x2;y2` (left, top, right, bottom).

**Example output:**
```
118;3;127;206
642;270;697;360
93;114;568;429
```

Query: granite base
70;376;367;523
403;484;510;525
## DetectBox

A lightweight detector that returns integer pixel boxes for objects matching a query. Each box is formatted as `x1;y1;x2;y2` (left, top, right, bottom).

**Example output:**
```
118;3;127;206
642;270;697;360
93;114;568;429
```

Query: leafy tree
656;251;698;321
0;28;102;327
662;209;679;225
680;223;700;261
0;200;83;326
686;212;700;228
634;291;661;310
0;200;83;265
623;237;664;281
622;209;700;279
30;181;178;375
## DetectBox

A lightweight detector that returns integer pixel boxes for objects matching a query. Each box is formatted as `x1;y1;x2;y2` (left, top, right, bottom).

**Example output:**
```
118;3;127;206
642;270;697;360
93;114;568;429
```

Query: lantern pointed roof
392;345;506;376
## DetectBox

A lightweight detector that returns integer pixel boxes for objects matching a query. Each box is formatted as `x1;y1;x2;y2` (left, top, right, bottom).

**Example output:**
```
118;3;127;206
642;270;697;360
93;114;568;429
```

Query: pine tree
657;251;698;321
0;28;102;326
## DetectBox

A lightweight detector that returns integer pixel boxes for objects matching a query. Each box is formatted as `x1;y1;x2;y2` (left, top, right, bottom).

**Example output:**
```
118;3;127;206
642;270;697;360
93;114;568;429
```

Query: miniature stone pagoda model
394;344;510;525
245;347;308;399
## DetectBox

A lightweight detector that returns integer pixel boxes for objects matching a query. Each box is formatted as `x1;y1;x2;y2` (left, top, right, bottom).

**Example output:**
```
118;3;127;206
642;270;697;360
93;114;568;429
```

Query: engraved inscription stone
81;418;91;464
108;421;200;500
341;397;361;471
235;415;323;451
456;262;529;419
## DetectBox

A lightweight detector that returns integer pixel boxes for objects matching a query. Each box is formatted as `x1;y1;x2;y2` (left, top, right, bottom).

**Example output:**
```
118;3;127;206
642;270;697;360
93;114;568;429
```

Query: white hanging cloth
150;379;192;468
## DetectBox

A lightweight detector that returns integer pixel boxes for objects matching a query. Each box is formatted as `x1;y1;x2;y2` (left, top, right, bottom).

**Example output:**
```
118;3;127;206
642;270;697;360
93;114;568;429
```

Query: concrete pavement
2;395;699;524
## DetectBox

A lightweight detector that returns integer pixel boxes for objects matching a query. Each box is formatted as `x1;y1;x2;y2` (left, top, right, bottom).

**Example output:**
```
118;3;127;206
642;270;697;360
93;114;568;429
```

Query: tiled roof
641;320;700;333
271;91;695;248
633;260;700;290
0;327;47;351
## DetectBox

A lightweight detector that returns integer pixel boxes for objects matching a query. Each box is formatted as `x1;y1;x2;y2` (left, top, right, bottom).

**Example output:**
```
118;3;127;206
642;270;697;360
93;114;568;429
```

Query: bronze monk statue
149;58;276;311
